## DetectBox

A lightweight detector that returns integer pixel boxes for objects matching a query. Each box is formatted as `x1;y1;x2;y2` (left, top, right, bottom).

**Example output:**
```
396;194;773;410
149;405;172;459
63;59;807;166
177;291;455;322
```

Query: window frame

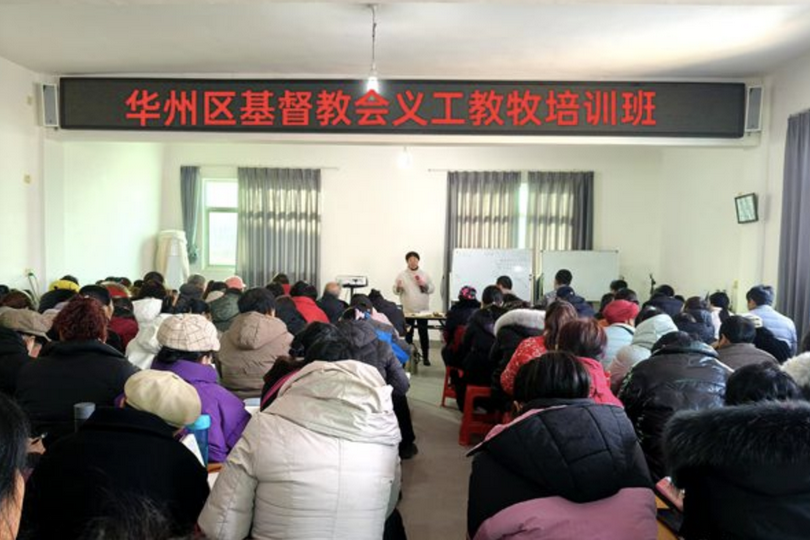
202;178;238;271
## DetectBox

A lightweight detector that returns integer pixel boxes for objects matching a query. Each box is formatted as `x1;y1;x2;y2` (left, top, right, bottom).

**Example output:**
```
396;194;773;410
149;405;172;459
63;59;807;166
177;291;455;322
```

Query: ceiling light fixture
366;4;380;93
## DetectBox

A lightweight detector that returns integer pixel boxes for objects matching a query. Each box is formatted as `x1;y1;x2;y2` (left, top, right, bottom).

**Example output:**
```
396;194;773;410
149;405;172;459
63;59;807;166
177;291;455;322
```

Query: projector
336;275;368;287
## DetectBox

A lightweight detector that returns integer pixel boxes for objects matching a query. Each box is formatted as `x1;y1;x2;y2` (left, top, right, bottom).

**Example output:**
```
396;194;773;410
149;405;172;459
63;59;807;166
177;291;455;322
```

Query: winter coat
603;323;635;369
675;309;716;345
500;335;547;396
275;296;307;335
210;292;241;332
16;340;139;442
609;314;677;393
619;340;731;480
369;290;407;336
460;307;504;386
109;315;138;349
490;310;544;401
665;402;810;540
468;398;656;540
749;305;798;354
152;358;251;463
393;268;435;313
560;292;595;318
0;327;31;397
198;361;401;540
317;294;348;324
643;294;684;318
218;312;293;399
292;296;330;324
21;407;209;539
126;298;170;369
716;342;778;370
444;298;481;348
366;317;411;365
336;319;409;395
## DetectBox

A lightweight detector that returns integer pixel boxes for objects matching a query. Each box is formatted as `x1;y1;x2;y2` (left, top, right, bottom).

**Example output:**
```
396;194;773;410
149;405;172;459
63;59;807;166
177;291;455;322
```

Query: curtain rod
427;168;592;173
188;164;340;171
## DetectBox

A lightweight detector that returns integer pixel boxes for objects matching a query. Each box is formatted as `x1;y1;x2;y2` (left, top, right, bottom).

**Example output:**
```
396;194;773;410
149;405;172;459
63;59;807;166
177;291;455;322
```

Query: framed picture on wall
735;193;758;224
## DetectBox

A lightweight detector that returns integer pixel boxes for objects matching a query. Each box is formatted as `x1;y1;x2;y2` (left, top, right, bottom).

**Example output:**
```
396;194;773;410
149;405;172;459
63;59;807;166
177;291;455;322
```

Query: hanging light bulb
366;5;380;93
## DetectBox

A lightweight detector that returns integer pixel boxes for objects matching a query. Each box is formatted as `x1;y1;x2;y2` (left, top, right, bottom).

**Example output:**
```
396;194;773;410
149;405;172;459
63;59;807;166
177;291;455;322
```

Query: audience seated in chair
20;370;209;539
16;296;139;444
619;331;731;480
499;300;577;397
218;288;293;399
152;314;251;463
467;352;656;540
199;357;402;540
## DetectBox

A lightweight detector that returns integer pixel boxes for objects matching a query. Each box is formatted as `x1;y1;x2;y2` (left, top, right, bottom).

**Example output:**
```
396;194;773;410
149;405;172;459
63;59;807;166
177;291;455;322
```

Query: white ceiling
2;1;810;79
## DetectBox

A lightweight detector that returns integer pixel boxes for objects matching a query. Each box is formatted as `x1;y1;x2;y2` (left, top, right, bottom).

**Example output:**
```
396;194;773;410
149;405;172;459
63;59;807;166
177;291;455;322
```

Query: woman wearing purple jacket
152;314;250;463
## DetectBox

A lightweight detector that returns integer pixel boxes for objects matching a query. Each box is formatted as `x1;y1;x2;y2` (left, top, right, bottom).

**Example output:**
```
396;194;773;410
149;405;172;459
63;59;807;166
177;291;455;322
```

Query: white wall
0;56;45;290
45;142;165;283
156;142;671;310
41;139;775;310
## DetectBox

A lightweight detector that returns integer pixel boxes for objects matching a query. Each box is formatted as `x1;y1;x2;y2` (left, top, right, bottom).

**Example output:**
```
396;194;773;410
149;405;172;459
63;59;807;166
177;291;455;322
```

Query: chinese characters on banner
59;78;747;137
123;87;657;129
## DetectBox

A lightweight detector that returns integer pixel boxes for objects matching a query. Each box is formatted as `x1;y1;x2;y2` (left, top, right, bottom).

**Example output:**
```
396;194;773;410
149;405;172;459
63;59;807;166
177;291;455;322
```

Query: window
204;180;238;268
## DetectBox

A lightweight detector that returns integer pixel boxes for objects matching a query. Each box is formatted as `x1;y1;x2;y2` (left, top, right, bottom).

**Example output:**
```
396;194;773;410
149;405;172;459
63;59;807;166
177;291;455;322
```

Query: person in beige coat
199;357;402;540
217;288;293;399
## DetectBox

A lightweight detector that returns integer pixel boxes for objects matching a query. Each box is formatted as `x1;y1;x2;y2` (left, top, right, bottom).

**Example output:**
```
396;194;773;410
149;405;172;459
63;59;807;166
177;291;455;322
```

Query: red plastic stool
441;366;464;408
458;386;501;446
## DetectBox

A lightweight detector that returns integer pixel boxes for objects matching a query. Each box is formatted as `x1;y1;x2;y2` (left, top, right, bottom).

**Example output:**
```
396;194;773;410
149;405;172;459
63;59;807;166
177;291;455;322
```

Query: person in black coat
455;286;506;409
368;289;407;337
266;283;307;335
665;402;810;540
20;371;209;540
619;331;731;480
643;285;684;318
556;286;595;318
468;352;656;540
0;328;32;397
15;297;139;442
441;286;481;368
317;282;349;324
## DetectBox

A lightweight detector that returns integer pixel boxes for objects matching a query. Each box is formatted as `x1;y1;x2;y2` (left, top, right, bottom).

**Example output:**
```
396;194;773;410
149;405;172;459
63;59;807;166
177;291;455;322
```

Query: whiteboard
540;250;620;302
450;249;533;304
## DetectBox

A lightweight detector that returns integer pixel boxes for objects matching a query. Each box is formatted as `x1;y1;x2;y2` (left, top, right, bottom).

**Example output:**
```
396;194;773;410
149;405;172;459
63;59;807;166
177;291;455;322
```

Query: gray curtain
777;111;810;338
236;168;321;288
526;171;594;290
180;166;201;264
443;171;522;306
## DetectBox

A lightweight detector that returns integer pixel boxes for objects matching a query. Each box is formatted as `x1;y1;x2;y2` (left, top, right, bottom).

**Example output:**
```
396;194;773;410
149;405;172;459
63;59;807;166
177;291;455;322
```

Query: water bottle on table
187;414;212;466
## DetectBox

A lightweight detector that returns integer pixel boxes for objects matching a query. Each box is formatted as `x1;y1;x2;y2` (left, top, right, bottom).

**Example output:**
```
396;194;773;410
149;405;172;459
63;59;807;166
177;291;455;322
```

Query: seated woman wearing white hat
20;370;210;539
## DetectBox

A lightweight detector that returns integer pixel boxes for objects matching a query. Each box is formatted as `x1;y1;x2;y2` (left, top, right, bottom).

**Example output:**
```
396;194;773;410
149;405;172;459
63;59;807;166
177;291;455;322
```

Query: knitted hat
603;300;641;325
225;275;246;290
157;314;220;352
124;370;202;428
0;309;51;340
49;279;80;293
458;286;477;301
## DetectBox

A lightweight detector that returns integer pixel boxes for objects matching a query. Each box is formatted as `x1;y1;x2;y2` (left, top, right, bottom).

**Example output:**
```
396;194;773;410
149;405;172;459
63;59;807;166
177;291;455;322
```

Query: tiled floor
398;349;471;540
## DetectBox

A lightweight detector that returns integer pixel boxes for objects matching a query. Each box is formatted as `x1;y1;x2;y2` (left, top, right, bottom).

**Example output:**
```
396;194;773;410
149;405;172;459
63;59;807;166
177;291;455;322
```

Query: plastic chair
458;386;501;446
441;366;464;407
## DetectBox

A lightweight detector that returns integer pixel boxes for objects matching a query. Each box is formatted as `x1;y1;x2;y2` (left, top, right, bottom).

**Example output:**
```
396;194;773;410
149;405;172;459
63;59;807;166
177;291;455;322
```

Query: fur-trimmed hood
783;352;810;390
494;308;545;336
665;401;810;481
